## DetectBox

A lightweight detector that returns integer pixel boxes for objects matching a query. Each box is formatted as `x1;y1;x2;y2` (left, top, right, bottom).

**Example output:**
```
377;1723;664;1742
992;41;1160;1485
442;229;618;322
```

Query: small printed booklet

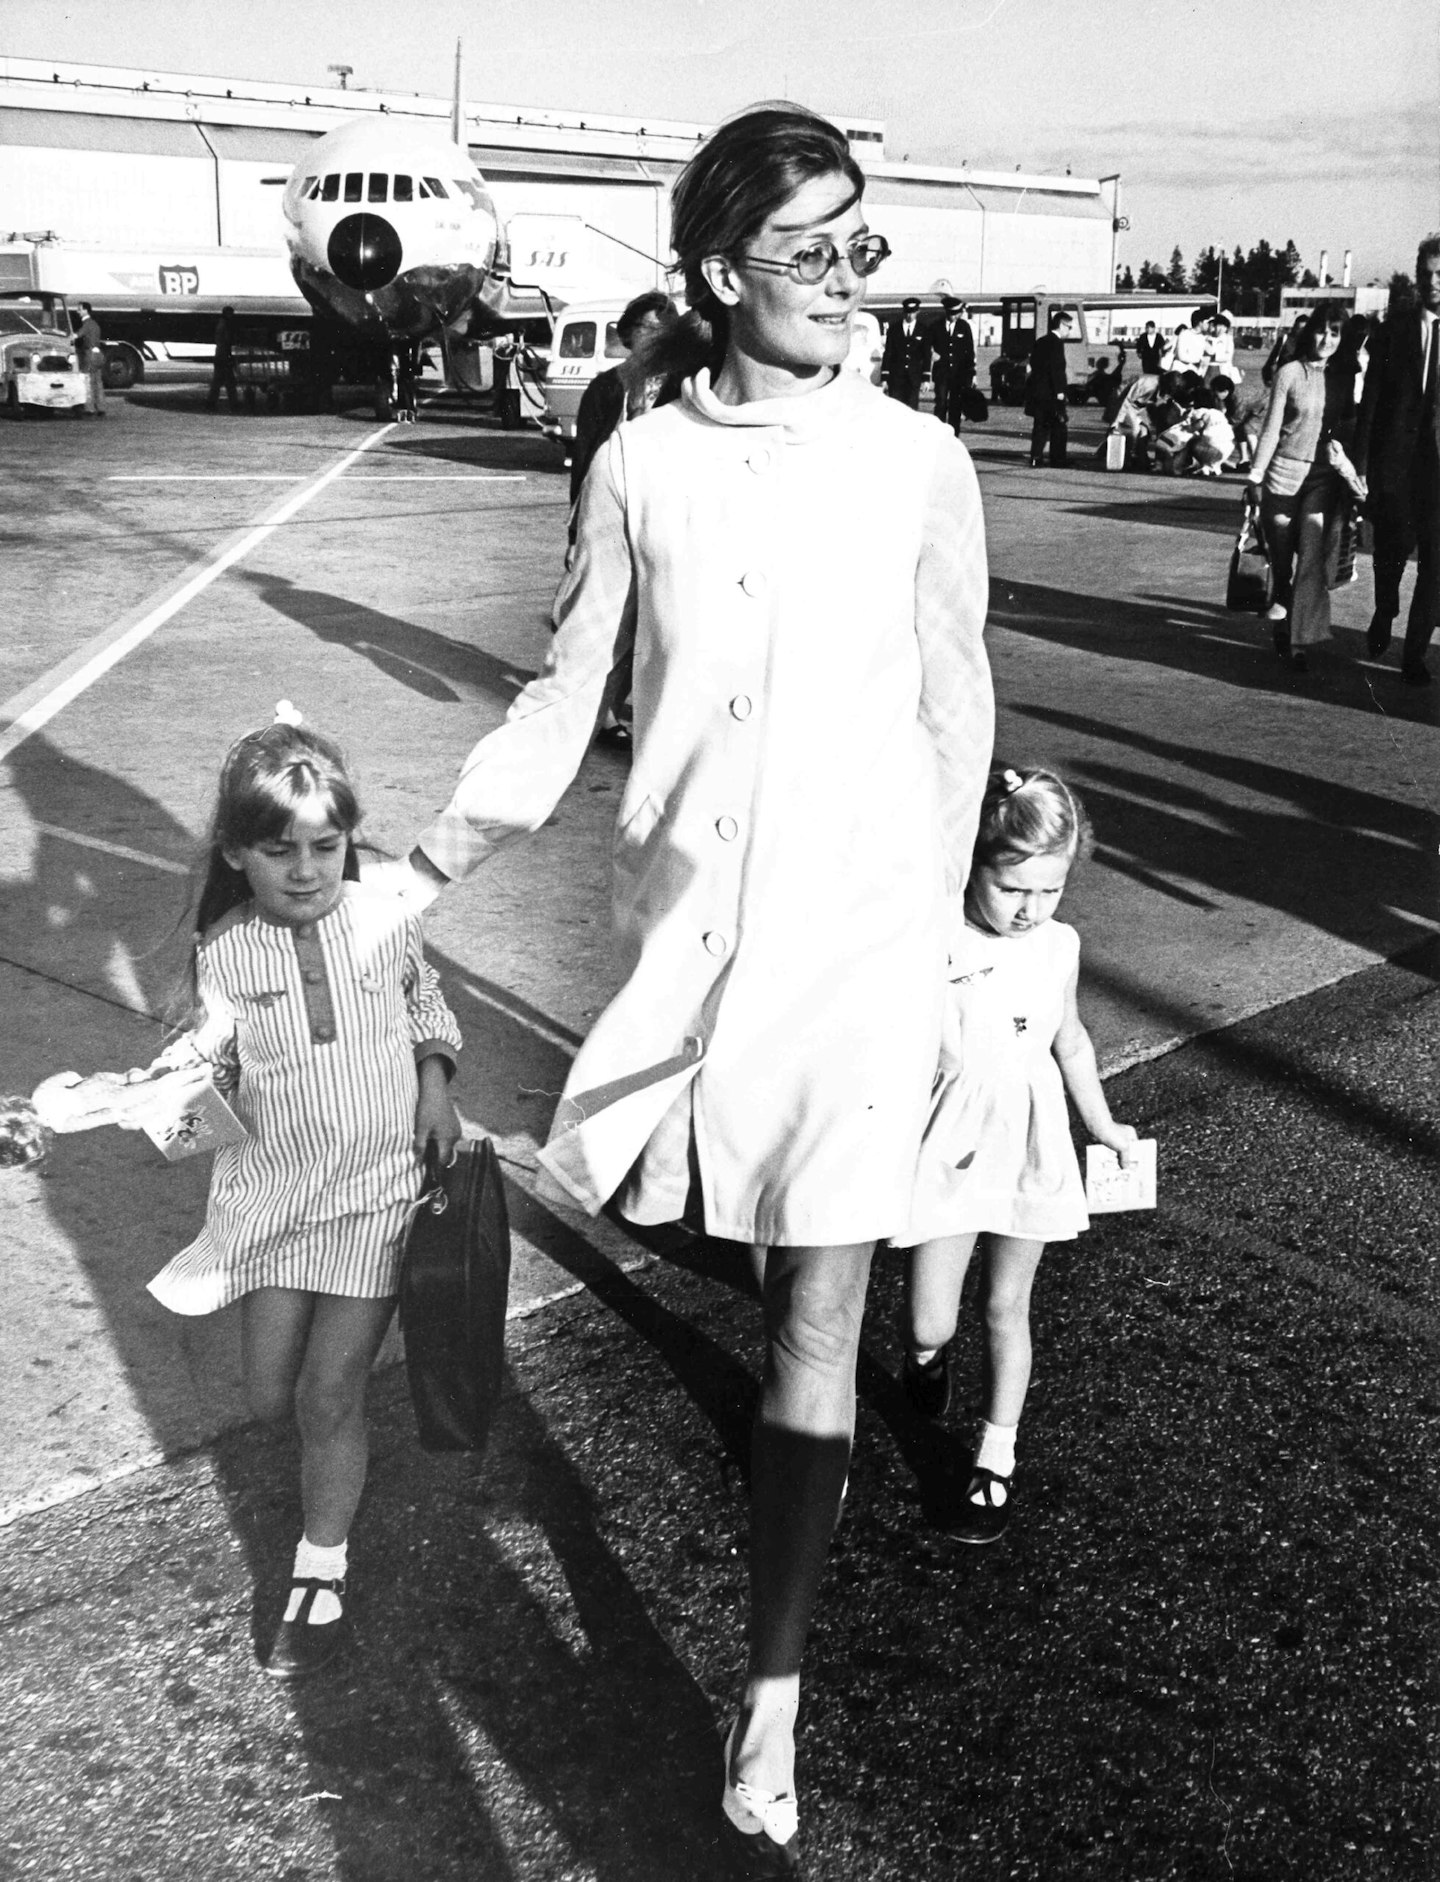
142;1079;249;1162
1085;1138;1157;1213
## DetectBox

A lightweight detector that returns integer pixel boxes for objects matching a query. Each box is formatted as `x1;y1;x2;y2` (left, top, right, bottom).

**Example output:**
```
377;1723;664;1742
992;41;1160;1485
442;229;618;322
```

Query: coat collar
682;366;875;438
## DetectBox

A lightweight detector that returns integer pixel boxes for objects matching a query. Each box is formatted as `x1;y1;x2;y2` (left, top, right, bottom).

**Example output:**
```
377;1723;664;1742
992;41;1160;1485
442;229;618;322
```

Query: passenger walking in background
400;103;993;1879
1025;306;1072;467
74;301;105;417
1354;233;1440;685
1247;301;1352;671
899;767;1138;1544
881;294;930;406
567;291;679;515
1134;319;1165;377
208;305;240;412
929;294;976;431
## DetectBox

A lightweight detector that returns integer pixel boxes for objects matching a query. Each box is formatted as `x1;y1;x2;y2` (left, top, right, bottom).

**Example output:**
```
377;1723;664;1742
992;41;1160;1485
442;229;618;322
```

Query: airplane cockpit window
604;322;626;358
321;175;340;201
393;175;414;203
368;174;387;203
422;177;448;198
344;173;363;202
300;176;318;198
559;322;597;359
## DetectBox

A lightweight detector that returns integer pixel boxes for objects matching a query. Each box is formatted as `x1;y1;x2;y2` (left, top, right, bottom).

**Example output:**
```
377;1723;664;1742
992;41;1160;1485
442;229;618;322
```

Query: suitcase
1104;430;1126;472
398;1138;511;1452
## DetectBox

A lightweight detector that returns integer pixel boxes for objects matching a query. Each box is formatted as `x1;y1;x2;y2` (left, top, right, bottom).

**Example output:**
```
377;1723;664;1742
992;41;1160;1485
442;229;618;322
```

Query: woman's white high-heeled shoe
722;1721;800;1876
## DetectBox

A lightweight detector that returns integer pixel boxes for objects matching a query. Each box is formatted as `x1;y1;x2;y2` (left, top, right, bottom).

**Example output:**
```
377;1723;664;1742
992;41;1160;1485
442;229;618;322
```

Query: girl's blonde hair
973;765;1094;870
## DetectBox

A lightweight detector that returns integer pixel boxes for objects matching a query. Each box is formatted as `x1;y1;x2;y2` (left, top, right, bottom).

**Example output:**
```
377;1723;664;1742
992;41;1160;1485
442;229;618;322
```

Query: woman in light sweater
1247;300;1352;670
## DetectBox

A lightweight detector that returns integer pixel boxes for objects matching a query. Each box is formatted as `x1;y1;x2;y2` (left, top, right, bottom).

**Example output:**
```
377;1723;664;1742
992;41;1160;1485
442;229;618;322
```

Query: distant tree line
1116;240;1409;317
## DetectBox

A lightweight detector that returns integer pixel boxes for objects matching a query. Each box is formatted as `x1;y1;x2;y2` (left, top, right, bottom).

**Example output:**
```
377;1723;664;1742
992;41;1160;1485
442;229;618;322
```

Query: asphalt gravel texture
2;951;1436;1882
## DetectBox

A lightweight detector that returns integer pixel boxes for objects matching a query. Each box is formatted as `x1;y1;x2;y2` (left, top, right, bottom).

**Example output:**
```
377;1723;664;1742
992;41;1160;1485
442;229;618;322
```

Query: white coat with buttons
419;368;994;1246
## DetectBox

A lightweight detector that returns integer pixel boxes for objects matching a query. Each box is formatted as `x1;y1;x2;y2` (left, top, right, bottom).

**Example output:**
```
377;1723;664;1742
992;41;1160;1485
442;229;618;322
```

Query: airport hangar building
0;56;1118;337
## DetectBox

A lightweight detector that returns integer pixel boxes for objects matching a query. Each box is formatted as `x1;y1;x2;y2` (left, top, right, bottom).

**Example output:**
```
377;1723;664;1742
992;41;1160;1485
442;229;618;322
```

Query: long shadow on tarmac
235;569;539;707
0;732;754;1877
991;574;1440;723
1011;702;1440;975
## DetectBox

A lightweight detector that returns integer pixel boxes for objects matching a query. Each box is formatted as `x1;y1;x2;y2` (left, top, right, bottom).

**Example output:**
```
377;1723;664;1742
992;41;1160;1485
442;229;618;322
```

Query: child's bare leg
979;1236;1046;1427
907;1233;980;1353
241;1287;317;1422
292;1294;396;1546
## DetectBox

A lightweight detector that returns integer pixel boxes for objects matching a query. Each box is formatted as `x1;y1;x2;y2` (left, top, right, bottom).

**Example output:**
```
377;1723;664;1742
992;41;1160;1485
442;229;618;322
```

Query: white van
537;300;630;446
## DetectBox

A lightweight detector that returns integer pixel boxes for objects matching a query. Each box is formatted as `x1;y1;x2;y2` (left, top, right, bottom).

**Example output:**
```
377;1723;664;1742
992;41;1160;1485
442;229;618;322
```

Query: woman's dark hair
192;721;362;936
645;103;865;386
972;766;1094;872
1298;300;1347;360
616;290;676;347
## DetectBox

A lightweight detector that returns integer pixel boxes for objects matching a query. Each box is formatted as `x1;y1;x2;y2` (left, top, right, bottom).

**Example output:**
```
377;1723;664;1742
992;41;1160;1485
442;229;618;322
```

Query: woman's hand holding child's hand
414;1059;462;1169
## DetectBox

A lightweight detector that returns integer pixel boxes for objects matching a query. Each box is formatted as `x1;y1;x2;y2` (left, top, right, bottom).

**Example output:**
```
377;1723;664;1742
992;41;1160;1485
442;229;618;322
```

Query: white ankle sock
974;1420;1017;1482
911;1345;942;1368
285;1537;347;1624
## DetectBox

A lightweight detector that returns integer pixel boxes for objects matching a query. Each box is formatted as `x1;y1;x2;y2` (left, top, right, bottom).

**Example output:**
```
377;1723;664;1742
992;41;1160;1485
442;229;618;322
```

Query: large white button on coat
716;816;739;842
747;447;772;474
740;570;768;598
703;931;728;957
730;695;753;720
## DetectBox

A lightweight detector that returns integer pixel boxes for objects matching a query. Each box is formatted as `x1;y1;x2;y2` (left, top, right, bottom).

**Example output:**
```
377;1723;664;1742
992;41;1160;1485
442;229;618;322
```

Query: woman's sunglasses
738;234;892;285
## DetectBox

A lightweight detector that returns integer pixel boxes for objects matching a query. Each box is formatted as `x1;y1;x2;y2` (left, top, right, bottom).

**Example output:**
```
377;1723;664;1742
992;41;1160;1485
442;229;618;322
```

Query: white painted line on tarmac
341;473;527;481
29;823;191;875
107;473;526;483
107;474;305;482
0;421;396;764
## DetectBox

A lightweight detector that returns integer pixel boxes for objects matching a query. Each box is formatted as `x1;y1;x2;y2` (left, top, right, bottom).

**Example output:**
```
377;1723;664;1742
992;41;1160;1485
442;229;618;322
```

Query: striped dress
147;881;461;1315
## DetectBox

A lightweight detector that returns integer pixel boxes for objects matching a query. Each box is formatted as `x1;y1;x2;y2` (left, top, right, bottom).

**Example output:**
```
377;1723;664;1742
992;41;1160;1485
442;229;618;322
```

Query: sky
6;0;1437;282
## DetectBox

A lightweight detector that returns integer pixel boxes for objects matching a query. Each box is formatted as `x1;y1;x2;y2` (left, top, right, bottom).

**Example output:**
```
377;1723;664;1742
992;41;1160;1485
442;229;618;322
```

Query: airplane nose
326;214;403;291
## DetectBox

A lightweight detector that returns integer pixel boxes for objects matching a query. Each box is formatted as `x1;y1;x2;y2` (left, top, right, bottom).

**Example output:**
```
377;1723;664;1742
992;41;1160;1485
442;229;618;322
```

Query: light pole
1099;173;1126;292
328;64;353;90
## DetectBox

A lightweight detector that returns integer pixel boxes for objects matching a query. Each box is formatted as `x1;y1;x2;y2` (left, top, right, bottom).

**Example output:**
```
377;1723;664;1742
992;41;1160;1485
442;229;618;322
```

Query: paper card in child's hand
1085;1139;1157;1213
142;1080;249;1162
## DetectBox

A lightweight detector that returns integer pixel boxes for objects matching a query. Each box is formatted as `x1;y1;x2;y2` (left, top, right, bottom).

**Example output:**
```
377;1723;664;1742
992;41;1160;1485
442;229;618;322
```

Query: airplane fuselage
281;118;508;341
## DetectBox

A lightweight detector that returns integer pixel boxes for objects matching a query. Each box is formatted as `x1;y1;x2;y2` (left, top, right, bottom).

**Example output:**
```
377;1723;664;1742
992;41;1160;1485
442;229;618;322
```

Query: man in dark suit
1025;307;1073;467
881;297;930;408
1355;234;1440;685
928;295;977;431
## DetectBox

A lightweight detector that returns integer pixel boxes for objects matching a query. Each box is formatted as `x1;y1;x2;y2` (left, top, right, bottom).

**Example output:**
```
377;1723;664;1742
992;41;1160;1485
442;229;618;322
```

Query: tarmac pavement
1;374;1436;1879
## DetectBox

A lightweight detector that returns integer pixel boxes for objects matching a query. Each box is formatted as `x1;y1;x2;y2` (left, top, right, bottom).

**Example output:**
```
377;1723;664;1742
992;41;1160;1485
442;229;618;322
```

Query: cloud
962;102;1436;191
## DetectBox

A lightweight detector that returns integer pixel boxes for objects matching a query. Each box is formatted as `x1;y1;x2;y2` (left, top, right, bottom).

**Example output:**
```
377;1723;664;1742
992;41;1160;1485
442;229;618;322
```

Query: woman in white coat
405;105;993;1876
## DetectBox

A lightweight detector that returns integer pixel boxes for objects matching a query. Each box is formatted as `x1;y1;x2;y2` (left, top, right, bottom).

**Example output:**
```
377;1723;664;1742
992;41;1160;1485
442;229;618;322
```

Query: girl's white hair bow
273;700;304;727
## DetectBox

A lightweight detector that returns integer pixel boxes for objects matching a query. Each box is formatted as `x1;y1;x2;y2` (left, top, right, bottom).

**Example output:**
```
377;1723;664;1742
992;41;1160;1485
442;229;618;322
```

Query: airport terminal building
1;56;1119;324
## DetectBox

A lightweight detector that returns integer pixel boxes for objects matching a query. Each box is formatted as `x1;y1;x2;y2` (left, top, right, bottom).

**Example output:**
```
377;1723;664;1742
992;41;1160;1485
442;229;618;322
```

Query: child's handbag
399;1138;511;1452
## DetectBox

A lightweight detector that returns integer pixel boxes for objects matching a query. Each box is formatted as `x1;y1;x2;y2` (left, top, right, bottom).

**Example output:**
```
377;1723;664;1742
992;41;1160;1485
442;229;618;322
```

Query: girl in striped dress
147;713;462;1680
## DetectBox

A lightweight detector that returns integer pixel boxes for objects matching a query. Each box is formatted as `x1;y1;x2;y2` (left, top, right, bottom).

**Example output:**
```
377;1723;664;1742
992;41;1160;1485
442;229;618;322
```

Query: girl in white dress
148;713;462;1679
901;767;1138;1544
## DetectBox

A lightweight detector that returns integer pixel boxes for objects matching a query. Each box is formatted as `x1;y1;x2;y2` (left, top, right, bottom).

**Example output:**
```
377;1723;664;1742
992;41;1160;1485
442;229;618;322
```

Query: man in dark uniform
1134;319;1165;377
1355;233;1440;685
881;297;930;408
929;294;976;431
75;302;105;416
208;306;240;410
1026;307;1073;467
